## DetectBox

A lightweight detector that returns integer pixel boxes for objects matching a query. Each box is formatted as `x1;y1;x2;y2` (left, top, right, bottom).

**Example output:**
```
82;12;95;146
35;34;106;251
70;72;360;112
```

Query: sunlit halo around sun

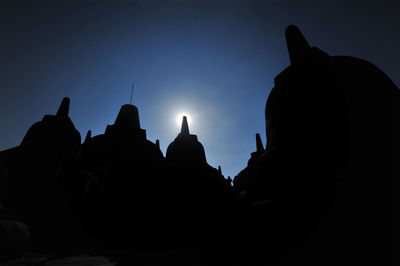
176;112;193;127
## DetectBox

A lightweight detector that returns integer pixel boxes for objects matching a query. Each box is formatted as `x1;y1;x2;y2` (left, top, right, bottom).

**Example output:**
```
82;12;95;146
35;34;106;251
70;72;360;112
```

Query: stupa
166;116;207;167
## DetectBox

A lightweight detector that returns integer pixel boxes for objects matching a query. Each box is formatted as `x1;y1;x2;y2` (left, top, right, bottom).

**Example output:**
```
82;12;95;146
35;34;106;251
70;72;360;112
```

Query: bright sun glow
176;112;193;127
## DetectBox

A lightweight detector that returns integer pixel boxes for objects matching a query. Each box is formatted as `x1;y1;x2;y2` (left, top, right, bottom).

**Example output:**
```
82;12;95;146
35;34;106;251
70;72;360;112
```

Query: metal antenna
130;83;134;105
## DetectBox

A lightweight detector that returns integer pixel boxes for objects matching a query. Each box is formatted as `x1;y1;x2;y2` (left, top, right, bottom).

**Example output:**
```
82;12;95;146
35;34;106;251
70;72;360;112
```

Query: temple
0;98;95;254
0;25;396;265
222;25;397;265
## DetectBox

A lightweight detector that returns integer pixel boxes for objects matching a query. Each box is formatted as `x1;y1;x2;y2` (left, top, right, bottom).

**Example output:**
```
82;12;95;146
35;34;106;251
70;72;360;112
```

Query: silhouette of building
79;102;164;246
79;105;230;247
0;96;232;250
215;25;398;265
0;98;97;254
139;116;232;246
0;25;397;266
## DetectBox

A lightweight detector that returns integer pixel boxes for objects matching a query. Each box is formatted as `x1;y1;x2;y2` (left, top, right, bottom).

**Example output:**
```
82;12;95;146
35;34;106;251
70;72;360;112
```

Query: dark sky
1;0;399;179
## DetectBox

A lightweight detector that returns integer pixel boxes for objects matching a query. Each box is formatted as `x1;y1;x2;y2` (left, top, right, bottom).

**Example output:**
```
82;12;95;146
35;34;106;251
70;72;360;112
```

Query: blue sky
1;0;399;179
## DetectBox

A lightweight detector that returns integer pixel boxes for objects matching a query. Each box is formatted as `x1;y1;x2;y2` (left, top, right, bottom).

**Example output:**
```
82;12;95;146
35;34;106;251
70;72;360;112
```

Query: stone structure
79;108;231;247
0;98;97;254
166;116;207;166
141;116;232;245
217;25;398;265
0;25;396;265
80;102;163;246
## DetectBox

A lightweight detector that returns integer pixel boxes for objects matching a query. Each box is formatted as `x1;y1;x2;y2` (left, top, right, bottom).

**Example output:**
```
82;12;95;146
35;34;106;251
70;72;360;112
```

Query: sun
176;112;193;127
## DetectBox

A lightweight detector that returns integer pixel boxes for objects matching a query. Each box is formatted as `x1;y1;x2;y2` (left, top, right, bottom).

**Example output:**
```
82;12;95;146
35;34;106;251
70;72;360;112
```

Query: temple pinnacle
256;133;264;152
181;116;190;135
156;139;160;149
56;97;70;118
84;130;91;144
285;25;310;65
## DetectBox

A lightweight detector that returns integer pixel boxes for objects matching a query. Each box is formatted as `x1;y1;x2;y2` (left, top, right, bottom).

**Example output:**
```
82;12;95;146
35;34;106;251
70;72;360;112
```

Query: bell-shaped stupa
166;116;207;166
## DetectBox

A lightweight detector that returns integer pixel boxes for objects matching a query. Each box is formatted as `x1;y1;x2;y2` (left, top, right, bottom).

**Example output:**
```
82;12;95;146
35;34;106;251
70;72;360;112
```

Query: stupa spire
84;130;91;144
181;116;190;135
256;133;264;152
155;139;160;149
56;97;70;118
285;25;310;65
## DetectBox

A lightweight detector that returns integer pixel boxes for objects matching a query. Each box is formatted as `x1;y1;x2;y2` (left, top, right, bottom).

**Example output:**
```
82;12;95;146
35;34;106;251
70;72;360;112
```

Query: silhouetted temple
0;99;95;255
222;25;397;265
79;102;164;246
0;25;397;265
137;116;232;245
0;96;232;252
166;116;207;166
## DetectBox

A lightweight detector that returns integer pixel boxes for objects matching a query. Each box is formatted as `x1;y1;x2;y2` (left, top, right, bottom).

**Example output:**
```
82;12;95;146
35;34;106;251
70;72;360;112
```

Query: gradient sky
1;0;399;179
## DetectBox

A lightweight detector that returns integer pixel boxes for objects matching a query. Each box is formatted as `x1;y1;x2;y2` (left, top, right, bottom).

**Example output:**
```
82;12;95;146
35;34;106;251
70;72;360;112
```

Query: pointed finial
156;139;160;149
218;165;222;174
56;97;70;118
181;116;190;135
130;83;134;105
256;133;264;152
285;25;311;65
84;130;91;144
